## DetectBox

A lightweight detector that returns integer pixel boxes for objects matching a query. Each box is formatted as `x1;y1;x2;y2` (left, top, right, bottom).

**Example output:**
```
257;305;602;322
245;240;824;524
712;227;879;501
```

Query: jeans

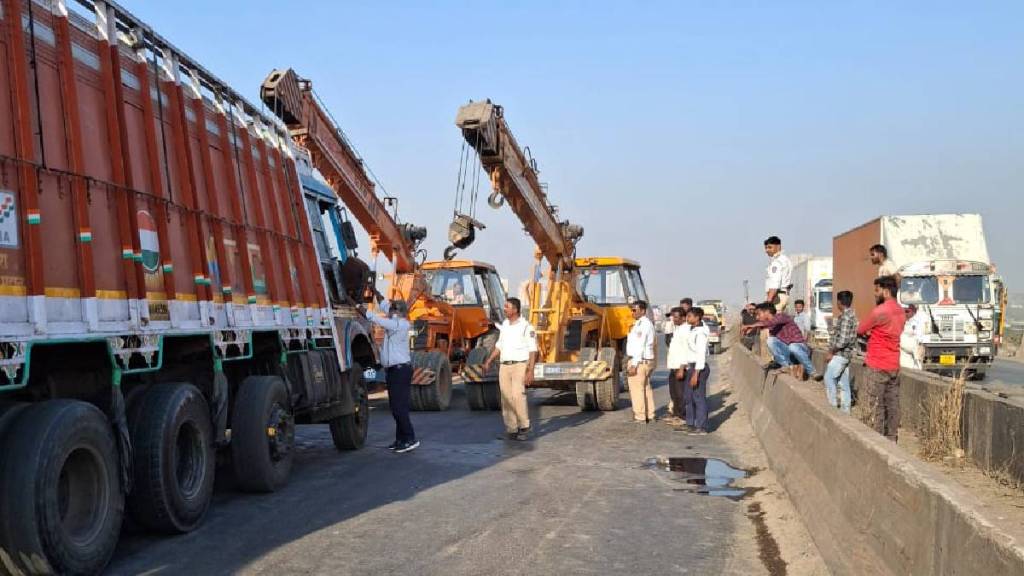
387;364;415;443
824;356;852;413
865;368;900;441
682;364;710;431
767;337;815;376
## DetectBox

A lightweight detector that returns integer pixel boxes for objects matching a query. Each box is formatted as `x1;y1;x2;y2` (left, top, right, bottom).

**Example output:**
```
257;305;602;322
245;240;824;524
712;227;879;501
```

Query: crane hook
487;190;504;209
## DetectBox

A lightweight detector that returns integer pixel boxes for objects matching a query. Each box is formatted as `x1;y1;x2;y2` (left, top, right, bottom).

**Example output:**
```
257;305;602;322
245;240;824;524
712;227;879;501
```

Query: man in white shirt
793;299;811;338
626;300;656;422
366;299;418;453
764;236;793;312
870;244;901;281
483;297;538;441
680;307;711;435
664;307;691;424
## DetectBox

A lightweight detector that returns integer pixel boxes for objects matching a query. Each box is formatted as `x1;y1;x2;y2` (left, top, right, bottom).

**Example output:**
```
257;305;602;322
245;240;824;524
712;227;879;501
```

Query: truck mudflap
462;360;612;383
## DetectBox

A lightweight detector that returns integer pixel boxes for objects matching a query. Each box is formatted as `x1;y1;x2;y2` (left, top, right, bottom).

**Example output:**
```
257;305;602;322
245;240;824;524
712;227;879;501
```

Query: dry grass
916;368;968;461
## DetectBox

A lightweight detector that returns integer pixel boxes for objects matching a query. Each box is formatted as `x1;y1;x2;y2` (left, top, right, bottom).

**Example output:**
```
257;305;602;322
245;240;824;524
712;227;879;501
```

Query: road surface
976;358;1024;403
108;353;823;575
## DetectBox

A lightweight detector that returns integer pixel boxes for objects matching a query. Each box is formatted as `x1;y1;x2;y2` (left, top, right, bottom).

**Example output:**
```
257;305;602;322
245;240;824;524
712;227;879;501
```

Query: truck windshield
900;276;940;305
478;270;507;323
578;267;629;304
953;275;989;304
425;269;480;306
817;291;833;312
626;268;649;302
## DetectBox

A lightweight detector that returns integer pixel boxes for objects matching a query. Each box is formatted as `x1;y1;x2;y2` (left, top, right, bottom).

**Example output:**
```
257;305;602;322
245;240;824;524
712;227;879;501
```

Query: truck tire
411;350;453;411
329;363;369;451
465;346;501;411
576;347;621;412
0;400;123;576
127;384;215;534
232;376;294;493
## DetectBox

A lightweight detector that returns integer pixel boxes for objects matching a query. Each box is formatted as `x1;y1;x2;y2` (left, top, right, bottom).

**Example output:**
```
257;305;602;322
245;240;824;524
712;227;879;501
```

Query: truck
789;257;833;342
833;214;999;378
0;2;381;573
454;101;650;411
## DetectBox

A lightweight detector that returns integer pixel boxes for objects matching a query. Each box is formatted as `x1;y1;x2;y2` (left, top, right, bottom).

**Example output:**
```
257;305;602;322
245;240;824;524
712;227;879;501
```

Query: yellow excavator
454;101;650;411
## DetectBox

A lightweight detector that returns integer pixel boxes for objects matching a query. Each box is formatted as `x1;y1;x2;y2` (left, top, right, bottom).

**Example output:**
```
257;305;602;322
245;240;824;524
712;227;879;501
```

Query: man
900;304;928;370
764;237;793;312
793;299;811;338
367;299;418;453
679;307;711;435
664;307;690;424
870;244;900;280
625;300;656;422
483;298;538;441
823;290;857;413
666;297;694;348
857;275;906;441
742;302;820;380
740;302;758;350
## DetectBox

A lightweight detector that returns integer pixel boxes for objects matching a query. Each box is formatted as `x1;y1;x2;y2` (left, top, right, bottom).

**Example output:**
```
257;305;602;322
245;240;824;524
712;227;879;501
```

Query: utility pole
743;280;749;304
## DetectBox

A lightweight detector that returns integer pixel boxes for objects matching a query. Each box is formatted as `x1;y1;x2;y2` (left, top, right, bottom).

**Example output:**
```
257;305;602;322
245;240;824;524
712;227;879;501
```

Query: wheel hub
266;403;294;462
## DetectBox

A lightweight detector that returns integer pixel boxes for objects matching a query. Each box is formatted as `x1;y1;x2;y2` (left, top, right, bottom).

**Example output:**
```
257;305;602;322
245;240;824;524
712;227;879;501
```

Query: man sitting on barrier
741;302;820;380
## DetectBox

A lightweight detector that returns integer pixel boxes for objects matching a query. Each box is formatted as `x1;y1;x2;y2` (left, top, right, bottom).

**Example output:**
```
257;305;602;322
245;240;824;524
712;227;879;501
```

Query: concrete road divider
730;346;1024;575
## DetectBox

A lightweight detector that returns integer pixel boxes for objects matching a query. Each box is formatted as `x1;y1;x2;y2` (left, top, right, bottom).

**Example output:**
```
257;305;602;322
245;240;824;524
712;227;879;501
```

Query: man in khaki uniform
483;297;538;441
626;300;656;422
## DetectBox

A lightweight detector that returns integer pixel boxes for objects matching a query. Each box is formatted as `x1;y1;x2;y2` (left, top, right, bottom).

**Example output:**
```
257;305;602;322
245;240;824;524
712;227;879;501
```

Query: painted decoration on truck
137;210;160;273
0;192;18;248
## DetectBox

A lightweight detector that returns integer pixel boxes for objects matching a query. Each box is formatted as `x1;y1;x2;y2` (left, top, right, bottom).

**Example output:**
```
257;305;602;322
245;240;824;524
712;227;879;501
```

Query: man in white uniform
483;297;538;441
664;307;691;424
366;299;418;453
764;236;793;312
626;300;656;422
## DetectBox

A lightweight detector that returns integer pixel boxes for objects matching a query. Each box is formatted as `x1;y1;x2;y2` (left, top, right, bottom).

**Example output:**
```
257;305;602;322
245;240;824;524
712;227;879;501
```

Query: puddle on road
643;456;756;501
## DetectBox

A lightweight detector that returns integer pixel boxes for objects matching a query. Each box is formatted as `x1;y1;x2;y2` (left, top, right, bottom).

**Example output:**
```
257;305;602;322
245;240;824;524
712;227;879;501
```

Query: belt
777;290;789;295
387;362;411;369
501;360;526;365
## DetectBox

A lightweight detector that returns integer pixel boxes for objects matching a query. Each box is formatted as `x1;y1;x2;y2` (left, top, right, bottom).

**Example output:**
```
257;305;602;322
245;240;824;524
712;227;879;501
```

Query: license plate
939;354;956;366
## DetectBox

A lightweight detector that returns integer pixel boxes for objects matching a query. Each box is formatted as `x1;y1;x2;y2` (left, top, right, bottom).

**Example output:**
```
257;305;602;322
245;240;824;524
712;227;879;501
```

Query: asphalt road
108;355;791;575
975;358;1024;402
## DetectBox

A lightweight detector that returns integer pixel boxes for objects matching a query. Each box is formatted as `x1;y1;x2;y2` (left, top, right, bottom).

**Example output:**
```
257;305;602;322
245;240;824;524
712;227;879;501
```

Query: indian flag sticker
137;210;160;274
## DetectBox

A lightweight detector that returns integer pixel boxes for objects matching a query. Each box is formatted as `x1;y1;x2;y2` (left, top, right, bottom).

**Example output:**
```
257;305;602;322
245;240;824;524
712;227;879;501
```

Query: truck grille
938;314;965;342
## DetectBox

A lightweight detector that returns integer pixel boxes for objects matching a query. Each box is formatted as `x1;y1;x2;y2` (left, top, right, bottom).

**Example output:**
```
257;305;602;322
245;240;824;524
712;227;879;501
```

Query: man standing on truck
367;299;419;453
857;276;906;441
483;298;538;441
626;300;656;423
870;244;900;281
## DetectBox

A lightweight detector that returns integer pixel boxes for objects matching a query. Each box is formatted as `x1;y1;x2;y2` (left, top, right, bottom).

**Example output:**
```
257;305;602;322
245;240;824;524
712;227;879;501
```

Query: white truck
834;214;998;378
790;257;834;342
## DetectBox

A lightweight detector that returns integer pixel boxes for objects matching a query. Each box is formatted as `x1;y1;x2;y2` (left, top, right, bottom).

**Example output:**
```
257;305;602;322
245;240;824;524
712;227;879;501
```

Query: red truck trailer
0;1;379;573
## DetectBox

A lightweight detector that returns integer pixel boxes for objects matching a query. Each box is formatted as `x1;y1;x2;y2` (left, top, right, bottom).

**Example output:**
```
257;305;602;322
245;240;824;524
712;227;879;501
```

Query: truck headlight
980;319;993;330
979;331;992;340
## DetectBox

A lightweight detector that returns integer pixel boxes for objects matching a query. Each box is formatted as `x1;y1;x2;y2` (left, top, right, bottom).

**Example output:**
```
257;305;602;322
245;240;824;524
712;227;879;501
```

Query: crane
456;101;650;412
261;71;509;411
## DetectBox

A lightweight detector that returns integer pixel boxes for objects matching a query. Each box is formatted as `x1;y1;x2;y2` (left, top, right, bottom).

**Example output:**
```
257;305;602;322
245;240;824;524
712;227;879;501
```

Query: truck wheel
576;347;621;412
329;363;369;451
232;376;294;492
410;350;453;411
128;384;215;533
0;400;123;576
466;346;501;411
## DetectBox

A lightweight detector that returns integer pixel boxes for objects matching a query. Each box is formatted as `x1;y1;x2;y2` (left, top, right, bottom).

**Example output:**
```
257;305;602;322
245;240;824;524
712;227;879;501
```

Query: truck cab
575;257;649;343
899;260;997;377
811;279;834;341
414;260;507;362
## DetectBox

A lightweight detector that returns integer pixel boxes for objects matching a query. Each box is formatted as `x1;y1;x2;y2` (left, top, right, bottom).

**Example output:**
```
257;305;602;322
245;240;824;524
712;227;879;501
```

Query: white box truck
790;257;834;342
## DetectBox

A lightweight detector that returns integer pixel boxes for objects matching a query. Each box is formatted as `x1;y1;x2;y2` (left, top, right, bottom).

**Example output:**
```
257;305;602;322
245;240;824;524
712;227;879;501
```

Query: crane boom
262;68;423;274
455;101;582;271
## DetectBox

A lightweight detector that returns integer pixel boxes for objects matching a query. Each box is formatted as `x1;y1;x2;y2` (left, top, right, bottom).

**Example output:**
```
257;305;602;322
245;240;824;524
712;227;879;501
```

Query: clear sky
128;1;1022;306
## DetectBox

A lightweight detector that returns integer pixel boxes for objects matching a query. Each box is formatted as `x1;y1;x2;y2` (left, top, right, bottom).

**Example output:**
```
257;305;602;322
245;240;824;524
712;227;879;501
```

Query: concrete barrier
731;346;1024;575
809;349;1024;486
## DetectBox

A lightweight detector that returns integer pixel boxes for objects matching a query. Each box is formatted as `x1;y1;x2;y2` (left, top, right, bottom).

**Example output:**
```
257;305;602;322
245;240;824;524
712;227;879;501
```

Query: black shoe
812;372;824;382
387;441;400;451
674;424;696;433
514;430;530;441
395;440;420;453
497;432;517;440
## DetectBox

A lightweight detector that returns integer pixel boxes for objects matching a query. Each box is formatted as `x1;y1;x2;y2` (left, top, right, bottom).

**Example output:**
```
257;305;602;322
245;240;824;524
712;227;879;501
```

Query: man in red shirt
857;275;906;441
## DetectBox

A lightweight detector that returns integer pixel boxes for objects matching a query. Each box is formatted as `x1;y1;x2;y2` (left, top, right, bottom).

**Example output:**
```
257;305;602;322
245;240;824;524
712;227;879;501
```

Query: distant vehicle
697;300;727;330
704;318;724;355
790;257;834;342
834;214;998;379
